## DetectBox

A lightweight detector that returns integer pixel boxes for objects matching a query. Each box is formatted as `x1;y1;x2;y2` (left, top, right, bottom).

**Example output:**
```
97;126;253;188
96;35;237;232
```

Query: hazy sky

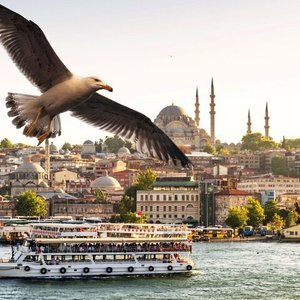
1;0;300;148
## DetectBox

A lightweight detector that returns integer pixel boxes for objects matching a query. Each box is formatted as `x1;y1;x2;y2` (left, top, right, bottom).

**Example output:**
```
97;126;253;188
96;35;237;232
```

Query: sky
1;0;300;148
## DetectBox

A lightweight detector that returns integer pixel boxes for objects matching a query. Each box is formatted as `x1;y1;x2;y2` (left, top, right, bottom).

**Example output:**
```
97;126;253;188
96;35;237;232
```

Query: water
0;242;299;300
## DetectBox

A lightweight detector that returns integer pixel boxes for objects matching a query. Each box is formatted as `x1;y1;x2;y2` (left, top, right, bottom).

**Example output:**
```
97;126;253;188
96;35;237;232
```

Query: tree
264;199;280;224
225;206;248;229
134;169;157;190
245;198;265;228
61;142;72;151
268;213;284;231
241;133;277;151
103;135;125;153
0;138;14;148
285;209;299;228
94;139;103;153
15;190;48;217
271;157;298;177
117;195;136;215
0;186;9;196
203;144;216;155
94;189;110;204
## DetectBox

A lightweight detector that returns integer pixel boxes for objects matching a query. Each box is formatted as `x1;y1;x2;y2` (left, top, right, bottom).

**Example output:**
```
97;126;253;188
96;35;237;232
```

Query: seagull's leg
37;116;52;145
25;107;45;136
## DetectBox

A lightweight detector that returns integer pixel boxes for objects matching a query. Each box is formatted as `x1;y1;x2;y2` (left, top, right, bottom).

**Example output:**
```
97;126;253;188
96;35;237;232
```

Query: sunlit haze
1;0;300;148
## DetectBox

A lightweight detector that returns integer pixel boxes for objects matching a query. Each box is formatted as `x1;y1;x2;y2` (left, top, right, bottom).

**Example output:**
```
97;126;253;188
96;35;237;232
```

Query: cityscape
0;1;300;299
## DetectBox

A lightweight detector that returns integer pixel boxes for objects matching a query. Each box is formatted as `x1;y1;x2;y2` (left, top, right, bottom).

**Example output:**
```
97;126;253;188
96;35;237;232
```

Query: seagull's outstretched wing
71;93;191;168
0;5;72;92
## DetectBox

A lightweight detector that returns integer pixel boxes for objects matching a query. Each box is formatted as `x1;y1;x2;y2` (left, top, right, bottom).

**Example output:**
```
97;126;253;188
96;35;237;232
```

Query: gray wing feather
0;5;72;92
70;93;191;168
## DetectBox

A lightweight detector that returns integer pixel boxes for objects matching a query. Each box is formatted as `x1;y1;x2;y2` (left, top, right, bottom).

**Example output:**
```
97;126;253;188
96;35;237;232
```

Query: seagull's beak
99;82;113;92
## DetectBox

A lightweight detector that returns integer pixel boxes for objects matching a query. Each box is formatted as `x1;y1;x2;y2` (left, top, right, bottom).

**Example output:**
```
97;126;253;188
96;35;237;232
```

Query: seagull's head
87;76;113;92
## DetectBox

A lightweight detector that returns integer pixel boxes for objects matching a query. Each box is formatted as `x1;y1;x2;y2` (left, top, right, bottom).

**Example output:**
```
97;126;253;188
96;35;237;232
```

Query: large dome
90;175;121;189
157;105;188;119
15;162;45;174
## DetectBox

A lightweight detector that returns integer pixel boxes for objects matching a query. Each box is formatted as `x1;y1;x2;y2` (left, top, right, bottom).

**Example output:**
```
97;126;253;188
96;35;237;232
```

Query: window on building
150;206;153;212
168;195;172;200
186;195;190;201
141;206;144;211
191;195;194;201
163;195;166;201
174;206;177;211
156;195;160;201
145;195;148;201
182;206;185;211
145;206;148;211
156;214;160;218
182;215;185;218
174;214;177;218
174;195;178;200
168;214;172;218
168;206;172;211
163;206;166;212
163;214;166;218
182;195;185;201
140;195;144;201
150;214;153;218
150;195;153;201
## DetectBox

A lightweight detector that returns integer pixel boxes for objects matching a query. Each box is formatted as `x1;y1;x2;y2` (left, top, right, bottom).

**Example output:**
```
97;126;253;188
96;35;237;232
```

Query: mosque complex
154;78;270;151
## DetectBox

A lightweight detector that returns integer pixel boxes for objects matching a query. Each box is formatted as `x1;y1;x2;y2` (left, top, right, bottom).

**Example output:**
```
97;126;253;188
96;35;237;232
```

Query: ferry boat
0;223;195;278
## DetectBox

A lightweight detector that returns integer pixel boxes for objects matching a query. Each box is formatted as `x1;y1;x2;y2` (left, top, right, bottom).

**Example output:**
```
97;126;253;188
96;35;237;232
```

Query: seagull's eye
94;78;100;82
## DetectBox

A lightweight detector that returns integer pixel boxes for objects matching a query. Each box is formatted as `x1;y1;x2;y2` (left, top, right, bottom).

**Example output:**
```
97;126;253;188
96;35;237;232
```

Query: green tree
245;198;265;228
0;186;9;196
94;189;110;204
0;138;14;148
61;142;72;151
203;144;217;155
268;213;284;231
134;169;157;190
282;138;300;150
264;199;280;224
225;206;248;229
241;133;277;151
103;135;125;153
94;139;103;153
15;190;48;217
285;209;299;228
117;195;136;215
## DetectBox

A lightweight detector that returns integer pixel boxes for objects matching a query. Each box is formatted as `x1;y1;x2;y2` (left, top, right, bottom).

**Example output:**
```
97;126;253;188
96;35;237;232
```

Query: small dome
118;146;130;157
15;162;45;174
83;140;94;145
90;175;121;189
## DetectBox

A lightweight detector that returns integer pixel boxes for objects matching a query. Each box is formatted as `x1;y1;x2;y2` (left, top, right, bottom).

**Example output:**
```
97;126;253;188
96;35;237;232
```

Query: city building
136;177;200;224
237;174;300;197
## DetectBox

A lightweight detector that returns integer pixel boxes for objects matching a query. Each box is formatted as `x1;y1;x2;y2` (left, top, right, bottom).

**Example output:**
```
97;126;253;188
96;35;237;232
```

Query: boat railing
29;243;191;254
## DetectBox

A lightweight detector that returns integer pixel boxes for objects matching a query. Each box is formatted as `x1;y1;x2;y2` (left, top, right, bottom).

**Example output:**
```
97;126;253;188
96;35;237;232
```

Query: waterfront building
136;177;200;224
282;224;300;240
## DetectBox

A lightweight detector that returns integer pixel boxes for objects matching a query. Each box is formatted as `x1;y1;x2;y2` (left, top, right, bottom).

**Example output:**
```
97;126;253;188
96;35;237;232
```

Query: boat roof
34;237;187;244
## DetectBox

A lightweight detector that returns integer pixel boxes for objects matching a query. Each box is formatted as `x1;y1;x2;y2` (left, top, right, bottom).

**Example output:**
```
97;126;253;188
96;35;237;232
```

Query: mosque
154;78;271;151
154;79;216;151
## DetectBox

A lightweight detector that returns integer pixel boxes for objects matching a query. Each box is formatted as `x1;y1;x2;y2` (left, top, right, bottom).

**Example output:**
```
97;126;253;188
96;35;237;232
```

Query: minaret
194;87;200;127
45;139;50;180
210;78;216;144
247;109;252;134
264;102;270;139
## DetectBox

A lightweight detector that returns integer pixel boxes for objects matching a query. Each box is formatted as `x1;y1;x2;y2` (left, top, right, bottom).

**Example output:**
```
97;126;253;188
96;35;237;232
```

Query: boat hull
0;262;193;278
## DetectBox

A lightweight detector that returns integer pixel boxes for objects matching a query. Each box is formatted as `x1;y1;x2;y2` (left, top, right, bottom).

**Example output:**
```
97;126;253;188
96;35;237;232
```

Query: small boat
0;223;195;278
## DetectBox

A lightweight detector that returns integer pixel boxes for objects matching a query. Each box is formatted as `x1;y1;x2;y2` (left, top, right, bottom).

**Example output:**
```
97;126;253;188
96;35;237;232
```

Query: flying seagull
0;4;191;167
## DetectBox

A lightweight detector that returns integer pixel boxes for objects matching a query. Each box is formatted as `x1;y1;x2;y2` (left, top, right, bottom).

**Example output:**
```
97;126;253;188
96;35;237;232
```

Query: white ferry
0;223;195;278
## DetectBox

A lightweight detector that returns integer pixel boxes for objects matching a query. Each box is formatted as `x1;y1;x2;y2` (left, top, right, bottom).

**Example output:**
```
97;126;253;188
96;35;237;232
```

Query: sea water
0;242;299;300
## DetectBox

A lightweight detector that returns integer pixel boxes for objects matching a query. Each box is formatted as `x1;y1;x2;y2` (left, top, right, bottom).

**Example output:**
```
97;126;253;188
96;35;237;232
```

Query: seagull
0;4;191;167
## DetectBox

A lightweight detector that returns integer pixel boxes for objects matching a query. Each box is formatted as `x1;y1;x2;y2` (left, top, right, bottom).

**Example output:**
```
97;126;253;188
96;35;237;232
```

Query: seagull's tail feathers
6;92;61;140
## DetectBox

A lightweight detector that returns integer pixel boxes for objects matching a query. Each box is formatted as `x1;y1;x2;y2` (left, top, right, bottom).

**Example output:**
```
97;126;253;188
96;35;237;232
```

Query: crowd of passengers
29;242;191;253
